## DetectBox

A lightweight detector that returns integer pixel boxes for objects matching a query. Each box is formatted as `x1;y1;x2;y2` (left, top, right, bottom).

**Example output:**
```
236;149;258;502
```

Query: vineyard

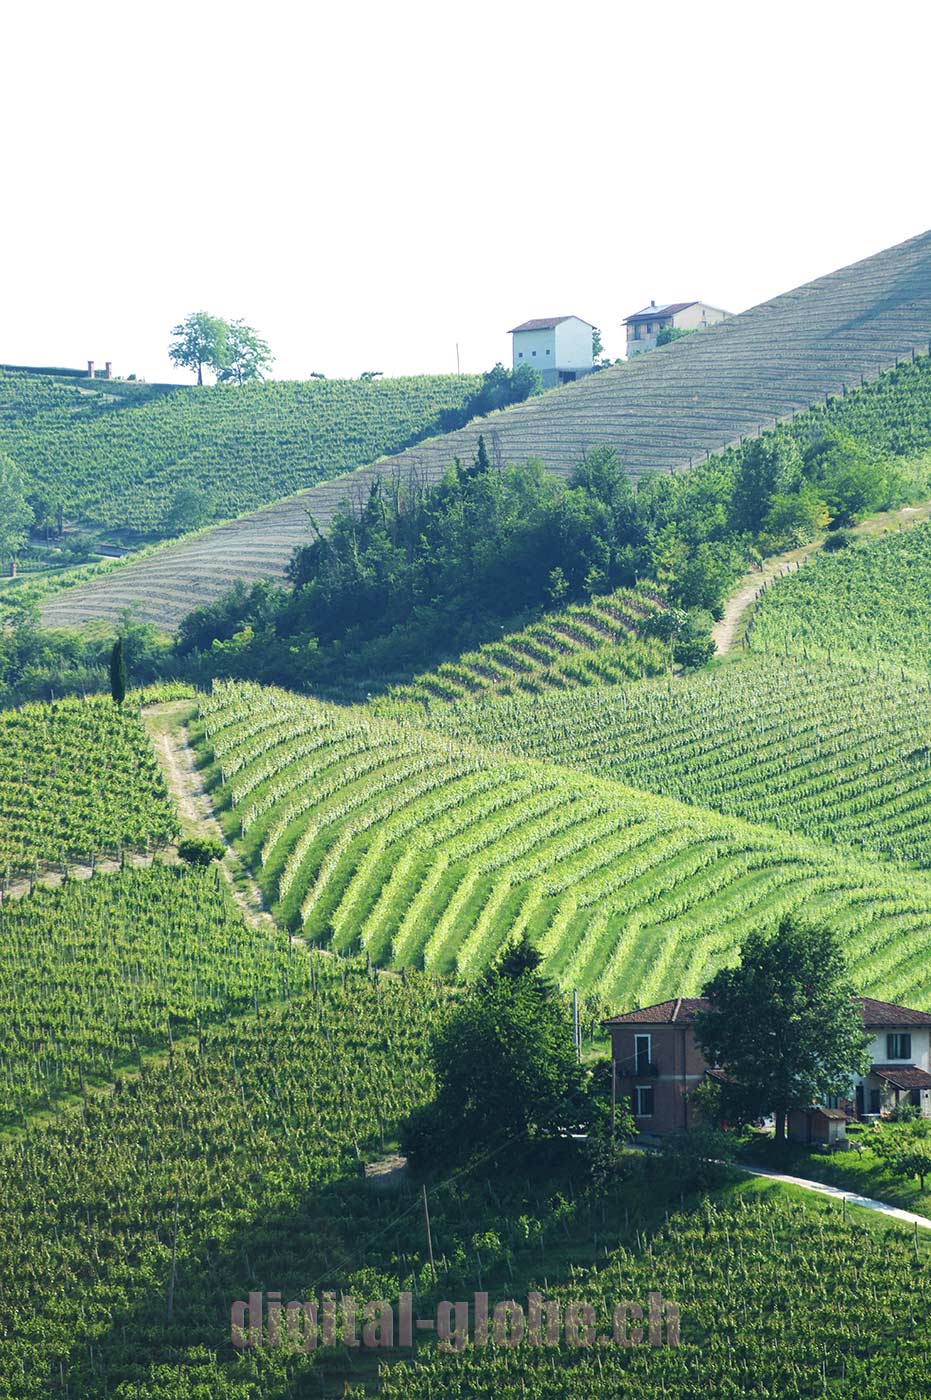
425;656;931;865
38;228;931;632
748;519;931;670
196;681;931;1008
374;1192;931;1400
381;585;670;706
0;694;179;871
0;863;313;1121
0;959;450;1398
0;368;480;534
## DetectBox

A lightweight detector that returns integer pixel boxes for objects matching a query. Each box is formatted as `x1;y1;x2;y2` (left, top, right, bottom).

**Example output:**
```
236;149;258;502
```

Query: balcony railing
617;1059;660;1078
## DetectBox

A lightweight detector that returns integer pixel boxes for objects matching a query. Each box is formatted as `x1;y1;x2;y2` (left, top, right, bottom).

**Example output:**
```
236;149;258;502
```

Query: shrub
177;836;225;865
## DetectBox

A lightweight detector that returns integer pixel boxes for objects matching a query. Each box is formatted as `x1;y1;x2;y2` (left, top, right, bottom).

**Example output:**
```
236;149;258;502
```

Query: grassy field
194;681;931;1008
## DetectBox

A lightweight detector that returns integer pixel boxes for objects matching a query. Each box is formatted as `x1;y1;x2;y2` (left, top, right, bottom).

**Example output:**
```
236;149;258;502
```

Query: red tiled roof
872;1065;931;1089
603;993;931;1030
508;316;595;333
854;996;931;1027
623;301;697;324
602;997;710;1026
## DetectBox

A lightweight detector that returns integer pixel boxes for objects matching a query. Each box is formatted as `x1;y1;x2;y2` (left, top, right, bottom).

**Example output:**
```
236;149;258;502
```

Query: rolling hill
195;680;931;1010
39;224;931;631
0;368;480;535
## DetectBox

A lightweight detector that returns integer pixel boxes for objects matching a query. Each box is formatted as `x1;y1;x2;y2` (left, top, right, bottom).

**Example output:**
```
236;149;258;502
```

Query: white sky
2;0;929;384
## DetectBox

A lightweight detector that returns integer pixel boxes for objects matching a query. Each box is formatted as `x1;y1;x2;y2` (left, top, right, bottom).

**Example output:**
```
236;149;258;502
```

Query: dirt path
712;500;931;658
711;543;819;658
142;701;276;932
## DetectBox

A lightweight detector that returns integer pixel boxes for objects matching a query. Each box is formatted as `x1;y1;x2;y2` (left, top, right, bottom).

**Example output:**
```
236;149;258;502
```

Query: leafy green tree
162;486;213;537
217;319;274;385
592;327;604;360
695;916;871;1143
401;933;588;1166
0;454;34;563
169;312;230;386
109;637;127;707
873;1119;931;1192
656;325;693;347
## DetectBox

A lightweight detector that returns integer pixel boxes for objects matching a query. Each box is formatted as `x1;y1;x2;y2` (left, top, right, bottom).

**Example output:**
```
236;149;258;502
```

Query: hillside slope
425;657;931;866
0;369;480;534
196;681;931;1010
41;225;931;631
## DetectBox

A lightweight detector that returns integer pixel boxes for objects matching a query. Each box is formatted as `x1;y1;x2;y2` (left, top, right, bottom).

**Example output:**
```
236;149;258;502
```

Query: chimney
650;300;656;308
105;361;113;379
87;360;95;378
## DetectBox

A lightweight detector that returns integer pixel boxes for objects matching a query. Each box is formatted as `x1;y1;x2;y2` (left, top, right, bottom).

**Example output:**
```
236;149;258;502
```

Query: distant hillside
0;368;480;534
39;225;931;630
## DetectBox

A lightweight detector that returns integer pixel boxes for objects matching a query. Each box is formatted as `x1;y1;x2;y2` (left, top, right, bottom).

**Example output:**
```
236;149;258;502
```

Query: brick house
623;300;730;356
603;995;931;1137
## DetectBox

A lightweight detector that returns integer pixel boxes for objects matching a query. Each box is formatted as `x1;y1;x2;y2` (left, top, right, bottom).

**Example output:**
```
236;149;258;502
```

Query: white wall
864;1027;929;1070
554;317;594;370
512;327;557;371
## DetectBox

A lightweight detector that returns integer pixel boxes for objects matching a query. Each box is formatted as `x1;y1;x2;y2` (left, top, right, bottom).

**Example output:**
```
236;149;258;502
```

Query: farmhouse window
635;1085;654;1117
869;1089;881;1114
635;1034;651;1074
887;1033;912;1060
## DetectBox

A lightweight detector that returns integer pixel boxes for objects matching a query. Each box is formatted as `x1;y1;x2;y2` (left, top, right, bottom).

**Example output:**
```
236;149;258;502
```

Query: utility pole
455;343;461;376
422;1184;436;1285
573;989;581;1061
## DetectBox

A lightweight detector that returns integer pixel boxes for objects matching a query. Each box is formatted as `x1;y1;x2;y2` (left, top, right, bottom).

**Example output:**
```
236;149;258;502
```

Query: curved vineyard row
0;369;481;534
379;584;670;706
0;863;313;1121
425;656;931;866
748;518;931;670
0;694;179;871
199;682;931;1008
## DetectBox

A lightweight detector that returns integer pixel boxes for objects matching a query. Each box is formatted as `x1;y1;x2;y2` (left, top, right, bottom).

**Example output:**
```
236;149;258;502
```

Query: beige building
509;316;595;388
624;300;731;356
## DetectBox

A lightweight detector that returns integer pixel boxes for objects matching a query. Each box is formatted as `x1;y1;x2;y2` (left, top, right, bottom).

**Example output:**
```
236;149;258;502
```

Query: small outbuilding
787;1106;848;1148
624;300;731;356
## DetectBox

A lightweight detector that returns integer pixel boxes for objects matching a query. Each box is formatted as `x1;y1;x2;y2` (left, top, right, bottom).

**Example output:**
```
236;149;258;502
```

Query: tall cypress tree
109;638;127;707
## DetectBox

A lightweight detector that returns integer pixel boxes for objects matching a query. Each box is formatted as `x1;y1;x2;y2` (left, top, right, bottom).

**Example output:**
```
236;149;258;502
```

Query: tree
109;638;127;707
874;1119;931;1192
0;454;34;563
694;916;871;1143
401;933;588;1167
592;327;604;360
162;486;213;537
217;320;274;385
656;326;693;347
169;312;230;386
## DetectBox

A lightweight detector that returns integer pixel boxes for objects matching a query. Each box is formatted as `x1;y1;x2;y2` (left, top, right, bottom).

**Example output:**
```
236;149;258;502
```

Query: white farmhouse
509;316;595;388
624;300;731;356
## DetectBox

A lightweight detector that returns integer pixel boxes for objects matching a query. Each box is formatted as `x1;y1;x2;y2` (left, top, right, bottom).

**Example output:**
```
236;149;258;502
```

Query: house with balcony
602;994;931;1139
623;300;731;356
509;316;595;388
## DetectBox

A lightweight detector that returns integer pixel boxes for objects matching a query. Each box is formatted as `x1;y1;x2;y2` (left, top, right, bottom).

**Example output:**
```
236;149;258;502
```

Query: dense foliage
0;368;482;536
424;655;931;864
172;356;931;696
197;681;931;1008
0;693;177;870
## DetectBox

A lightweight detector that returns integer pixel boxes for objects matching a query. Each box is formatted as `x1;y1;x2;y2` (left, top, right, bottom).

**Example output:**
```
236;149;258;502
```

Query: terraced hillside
0;368;480;533
381;585;670;706
748;517;931;670
425;657;931;866
41;225;931;630
197;681;931;1009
